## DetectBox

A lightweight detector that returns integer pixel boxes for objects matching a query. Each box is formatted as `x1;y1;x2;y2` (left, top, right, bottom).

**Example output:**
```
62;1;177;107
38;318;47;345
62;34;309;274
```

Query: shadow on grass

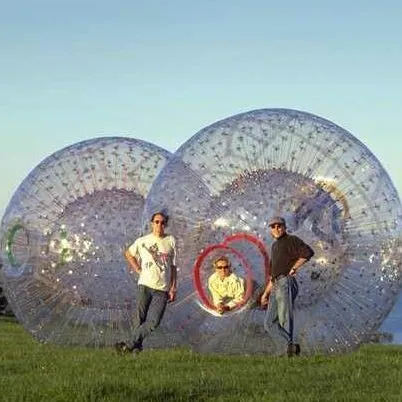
0;315;18;323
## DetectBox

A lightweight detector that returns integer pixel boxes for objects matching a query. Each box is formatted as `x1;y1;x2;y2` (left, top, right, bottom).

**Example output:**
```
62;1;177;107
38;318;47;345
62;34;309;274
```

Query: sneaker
114;342;132;355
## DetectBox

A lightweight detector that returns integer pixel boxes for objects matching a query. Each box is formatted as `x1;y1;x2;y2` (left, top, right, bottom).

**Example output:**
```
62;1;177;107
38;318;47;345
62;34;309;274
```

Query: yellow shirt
207;272;245;308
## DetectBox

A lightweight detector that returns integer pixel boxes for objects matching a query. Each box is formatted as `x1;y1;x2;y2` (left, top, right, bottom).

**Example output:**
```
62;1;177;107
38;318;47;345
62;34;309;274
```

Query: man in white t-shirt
115;210;177;355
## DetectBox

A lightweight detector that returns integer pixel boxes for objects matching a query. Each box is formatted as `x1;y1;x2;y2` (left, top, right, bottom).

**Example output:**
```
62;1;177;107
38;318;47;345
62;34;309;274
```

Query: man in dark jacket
261;216;314;357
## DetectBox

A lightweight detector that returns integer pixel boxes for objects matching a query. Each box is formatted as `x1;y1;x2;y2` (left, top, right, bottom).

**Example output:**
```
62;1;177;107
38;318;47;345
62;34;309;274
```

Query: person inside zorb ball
207;255;246;314
144;108;402;355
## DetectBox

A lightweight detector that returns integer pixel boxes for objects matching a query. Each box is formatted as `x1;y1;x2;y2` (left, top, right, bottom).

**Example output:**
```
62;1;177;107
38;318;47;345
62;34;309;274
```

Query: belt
272;274;287;283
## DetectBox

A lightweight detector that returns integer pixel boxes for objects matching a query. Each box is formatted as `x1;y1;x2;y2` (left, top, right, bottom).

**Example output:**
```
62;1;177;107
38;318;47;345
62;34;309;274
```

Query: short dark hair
150;211;169;226
213;255;231;269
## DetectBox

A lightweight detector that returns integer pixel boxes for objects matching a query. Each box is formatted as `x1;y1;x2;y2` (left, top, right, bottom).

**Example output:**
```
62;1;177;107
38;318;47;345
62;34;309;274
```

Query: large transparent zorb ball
0;137;171;346
144;109;402;355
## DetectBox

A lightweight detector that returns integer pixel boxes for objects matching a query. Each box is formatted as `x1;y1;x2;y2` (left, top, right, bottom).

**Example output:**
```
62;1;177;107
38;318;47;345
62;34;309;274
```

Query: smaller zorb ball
0;137;171;346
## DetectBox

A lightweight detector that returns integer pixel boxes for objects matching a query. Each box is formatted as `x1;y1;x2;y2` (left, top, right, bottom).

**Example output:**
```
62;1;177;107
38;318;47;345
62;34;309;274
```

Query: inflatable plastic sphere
144;108;402;355
0;137;171;346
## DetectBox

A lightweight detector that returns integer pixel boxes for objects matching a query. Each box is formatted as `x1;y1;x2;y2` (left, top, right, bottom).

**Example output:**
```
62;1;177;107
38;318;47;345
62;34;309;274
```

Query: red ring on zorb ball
192;243;254;312
223;232;271;282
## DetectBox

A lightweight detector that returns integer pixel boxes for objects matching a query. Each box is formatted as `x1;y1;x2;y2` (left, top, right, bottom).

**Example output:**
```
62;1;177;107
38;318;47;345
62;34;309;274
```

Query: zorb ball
0;137;171;346
144;108;402;355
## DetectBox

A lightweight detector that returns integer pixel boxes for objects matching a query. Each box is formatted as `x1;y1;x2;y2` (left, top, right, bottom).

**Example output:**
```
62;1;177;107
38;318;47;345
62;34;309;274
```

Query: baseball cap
268;216;286;227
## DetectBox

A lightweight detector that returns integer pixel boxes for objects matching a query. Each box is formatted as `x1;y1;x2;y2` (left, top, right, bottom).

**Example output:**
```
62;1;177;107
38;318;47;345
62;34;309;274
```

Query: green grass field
1;316;401;402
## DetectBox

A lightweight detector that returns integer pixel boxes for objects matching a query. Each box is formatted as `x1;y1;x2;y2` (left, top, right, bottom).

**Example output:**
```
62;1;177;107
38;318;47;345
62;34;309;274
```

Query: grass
1;316;401;401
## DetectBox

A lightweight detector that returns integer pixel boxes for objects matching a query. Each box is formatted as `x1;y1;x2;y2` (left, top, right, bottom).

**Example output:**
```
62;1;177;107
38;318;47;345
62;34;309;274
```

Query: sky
1;1;402;217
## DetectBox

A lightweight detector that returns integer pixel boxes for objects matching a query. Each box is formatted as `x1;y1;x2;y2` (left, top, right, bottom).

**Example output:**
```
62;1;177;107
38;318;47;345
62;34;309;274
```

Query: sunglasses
153;220;166;225
216;265;230;270
270;224;283;229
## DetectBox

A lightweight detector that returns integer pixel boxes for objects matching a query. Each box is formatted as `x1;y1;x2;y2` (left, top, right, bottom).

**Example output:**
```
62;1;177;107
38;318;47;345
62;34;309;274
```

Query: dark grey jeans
129;284;168;349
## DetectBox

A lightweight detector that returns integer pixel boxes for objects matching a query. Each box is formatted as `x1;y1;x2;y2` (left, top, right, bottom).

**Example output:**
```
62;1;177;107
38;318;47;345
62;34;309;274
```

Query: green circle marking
6;223;27;267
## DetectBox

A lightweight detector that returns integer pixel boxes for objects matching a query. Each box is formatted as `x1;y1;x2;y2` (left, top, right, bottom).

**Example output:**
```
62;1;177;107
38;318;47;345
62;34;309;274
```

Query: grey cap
268;216;286;227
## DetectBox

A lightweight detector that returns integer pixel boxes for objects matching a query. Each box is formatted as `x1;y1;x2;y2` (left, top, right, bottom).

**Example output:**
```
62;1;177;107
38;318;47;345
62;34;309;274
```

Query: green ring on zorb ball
6;223;27;268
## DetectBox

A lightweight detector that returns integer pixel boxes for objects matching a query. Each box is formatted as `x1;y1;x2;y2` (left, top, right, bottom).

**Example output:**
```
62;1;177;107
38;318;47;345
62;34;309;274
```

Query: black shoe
287;343;294;357
287;343;301;357
114;342;132;355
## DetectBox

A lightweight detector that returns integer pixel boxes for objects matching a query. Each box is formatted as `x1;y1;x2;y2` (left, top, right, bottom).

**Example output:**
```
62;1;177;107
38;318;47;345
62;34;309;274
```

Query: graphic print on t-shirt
142;242;169;271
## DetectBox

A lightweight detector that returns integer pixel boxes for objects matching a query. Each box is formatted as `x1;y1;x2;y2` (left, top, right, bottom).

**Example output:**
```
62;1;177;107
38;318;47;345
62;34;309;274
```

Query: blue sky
1;1;401;216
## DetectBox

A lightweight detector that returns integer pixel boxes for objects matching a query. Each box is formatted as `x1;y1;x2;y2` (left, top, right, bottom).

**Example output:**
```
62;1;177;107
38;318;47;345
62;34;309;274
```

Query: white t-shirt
128;233;177;291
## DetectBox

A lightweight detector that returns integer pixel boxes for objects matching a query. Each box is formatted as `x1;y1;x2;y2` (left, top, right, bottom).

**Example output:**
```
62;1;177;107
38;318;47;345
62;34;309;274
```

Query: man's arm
168;238;178;302
226;276;245;309
124;249;141;274
289;237;314;276
260;278;272;305
168;264;177;302
208;276;224;312
289;236;314;276
289;257;308;276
